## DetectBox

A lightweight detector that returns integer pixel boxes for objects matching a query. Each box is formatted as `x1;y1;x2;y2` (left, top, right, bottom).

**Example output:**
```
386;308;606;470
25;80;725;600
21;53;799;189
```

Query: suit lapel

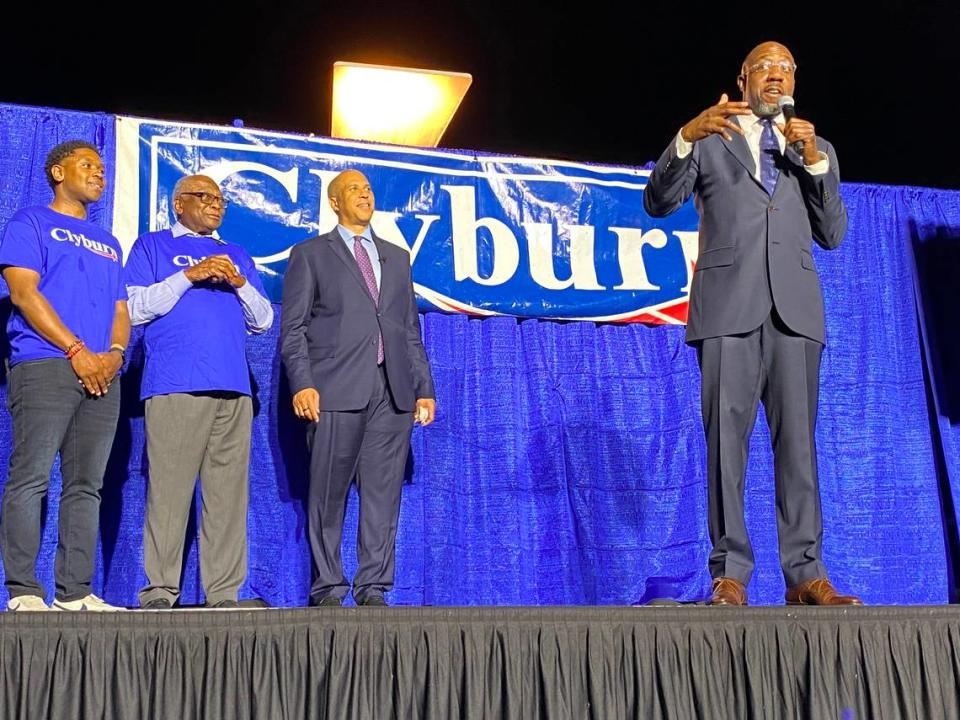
726;115;809;195
326;229;378;309
769;145;806;198
721;129;760;187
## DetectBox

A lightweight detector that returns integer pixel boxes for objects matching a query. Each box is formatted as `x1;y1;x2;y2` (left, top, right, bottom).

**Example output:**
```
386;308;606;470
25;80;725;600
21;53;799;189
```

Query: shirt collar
337;224;373;244
738;111;785;133
171;221;224;243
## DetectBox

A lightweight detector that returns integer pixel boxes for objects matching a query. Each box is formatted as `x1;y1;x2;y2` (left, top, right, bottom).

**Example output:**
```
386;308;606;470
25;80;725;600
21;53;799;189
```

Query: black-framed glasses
179;191;230;207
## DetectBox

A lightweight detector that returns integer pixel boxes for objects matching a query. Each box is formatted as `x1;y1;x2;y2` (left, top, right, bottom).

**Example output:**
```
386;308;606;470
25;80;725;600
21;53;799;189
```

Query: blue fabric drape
0;105;956;607
0;104;115;232
901;187;960;590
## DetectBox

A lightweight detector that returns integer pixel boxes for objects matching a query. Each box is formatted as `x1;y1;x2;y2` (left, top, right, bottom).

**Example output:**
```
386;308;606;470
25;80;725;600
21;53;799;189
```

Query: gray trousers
1;359;120;602
139;392;252;606
697;310;827;588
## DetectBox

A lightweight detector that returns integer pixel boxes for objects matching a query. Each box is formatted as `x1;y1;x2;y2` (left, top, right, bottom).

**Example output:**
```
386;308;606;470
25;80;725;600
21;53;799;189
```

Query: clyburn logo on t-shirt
50;227;119;262
173;255;241;274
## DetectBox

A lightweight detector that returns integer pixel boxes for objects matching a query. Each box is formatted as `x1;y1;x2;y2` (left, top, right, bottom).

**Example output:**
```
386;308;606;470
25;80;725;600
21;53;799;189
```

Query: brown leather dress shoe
785;578;864;606
709;577;748;606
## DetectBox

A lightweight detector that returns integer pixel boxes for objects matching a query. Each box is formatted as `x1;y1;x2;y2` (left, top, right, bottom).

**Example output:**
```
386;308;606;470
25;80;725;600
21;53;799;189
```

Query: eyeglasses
744;60;797;75
178;191;230;207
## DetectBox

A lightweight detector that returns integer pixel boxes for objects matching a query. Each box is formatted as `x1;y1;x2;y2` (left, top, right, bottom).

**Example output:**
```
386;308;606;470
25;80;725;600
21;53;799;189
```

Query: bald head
327;169;365;198
328;169;375;231
742;41;794;72
738;41;797;117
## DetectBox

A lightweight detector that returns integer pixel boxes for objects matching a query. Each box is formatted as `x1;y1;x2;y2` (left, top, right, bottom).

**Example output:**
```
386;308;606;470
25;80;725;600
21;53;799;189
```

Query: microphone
379;257;387;264
777;96;804;155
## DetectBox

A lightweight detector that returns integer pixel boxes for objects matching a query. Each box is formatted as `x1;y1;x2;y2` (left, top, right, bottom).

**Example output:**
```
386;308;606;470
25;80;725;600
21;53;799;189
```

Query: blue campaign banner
113;117;700;323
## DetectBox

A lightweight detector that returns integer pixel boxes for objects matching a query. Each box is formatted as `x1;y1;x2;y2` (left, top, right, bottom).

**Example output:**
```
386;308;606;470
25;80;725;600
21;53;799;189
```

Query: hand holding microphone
776;96;821;166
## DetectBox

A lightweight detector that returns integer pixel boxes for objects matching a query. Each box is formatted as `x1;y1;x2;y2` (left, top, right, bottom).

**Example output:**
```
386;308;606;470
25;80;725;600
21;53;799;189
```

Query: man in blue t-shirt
0;140;129;612
125;173;273;610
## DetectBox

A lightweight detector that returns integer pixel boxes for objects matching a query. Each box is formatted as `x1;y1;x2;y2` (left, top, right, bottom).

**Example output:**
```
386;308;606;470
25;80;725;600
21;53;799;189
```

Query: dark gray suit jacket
643;128;847;345
280;229;434;412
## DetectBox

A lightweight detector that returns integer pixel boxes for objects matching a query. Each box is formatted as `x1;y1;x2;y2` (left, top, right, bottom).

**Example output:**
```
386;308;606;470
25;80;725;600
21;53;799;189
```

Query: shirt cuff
167;270;193;295
236;279;263;303
804;152;830;176
675;129;694;158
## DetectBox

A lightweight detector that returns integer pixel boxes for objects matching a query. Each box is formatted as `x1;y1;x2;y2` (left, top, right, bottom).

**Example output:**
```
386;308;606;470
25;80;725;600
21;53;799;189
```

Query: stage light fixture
331;62;472;147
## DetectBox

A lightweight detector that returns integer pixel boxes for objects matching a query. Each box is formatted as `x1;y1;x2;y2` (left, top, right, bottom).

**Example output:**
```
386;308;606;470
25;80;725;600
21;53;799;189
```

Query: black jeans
1;358;120;601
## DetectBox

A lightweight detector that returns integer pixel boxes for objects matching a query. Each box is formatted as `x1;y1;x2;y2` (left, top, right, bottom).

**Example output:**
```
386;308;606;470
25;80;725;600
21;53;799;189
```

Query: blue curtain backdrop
0;105;958;607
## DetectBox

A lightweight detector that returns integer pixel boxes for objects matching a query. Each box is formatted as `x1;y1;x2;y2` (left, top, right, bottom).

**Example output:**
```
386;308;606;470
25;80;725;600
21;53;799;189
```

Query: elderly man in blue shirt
125;174;273;610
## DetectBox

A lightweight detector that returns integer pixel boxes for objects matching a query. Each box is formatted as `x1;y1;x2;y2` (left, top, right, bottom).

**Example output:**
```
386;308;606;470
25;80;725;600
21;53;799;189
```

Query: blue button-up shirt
337;224;381;290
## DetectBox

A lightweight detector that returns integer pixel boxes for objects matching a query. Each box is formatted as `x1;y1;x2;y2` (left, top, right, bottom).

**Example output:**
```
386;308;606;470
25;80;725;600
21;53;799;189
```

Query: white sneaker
52;594;122;612
7;595;53;611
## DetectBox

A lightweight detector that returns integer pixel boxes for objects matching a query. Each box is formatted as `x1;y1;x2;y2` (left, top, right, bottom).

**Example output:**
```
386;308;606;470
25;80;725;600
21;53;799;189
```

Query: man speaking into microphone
644;41;861;606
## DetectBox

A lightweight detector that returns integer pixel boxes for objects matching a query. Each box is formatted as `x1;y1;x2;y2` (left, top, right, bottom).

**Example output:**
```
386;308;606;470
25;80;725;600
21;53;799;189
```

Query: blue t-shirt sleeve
115;261;128;302
123;236;156;288
238;249;268;297
0;212;43;273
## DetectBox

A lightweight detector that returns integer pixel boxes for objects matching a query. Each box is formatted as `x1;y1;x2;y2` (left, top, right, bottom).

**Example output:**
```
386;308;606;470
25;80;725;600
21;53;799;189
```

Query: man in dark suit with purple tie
644;41;861;606
280;169;435;607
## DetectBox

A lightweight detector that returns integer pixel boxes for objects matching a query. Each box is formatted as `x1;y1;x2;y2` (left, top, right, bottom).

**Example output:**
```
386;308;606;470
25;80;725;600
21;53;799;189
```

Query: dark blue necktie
760;117;780;196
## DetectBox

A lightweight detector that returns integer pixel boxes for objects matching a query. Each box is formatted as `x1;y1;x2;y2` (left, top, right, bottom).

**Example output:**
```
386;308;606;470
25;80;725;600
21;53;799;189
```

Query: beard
754;99;780;117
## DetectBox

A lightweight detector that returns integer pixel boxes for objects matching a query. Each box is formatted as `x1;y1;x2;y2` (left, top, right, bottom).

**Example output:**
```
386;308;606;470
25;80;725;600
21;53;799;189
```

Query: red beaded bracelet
65;340;85;359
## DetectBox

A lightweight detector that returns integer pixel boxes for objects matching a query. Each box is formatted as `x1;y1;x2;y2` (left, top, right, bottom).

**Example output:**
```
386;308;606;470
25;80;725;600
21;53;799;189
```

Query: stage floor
1;605;956;719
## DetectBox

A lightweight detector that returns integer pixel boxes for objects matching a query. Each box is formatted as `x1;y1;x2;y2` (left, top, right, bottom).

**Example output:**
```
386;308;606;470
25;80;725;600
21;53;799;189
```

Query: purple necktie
353;236;384;364
760;117;780;196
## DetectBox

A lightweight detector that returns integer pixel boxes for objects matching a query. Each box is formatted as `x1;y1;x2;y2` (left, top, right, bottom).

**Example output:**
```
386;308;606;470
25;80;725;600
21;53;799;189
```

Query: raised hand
681;93;751;143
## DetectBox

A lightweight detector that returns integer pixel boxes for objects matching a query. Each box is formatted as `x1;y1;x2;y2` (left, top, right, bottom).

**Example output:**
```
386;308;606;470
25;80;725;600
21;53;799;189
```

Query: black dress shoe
206;599;240;609
142;597;172;610
357;594;387;607
315;595;342;607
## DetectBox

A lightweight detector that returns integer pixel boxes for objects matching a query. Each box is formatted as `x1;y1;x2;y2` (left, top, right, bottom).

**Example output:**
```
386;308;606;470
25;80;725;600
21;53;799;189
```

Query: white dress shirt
674;112;830;179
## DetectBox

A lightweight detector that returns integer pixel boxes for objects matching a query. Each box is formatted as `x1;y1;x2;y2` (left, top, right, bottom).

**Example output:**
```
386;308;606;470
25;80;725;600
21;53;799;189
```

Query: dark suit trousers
306;366;413;604
697;310;828;587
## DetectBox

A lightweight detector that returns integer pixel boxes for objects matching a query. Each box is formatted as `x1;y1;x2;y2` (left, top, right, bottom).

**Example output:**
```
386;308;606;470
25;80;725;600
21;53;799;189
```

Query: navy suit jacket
643;128;847;345
280;228;434;412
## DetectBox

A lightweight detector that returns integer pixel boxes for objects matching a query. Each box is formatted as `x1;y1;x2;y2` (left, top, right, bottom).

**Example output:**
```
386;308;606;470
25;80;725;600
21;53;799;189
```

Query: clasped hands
70;346;123;396
184;254;246;288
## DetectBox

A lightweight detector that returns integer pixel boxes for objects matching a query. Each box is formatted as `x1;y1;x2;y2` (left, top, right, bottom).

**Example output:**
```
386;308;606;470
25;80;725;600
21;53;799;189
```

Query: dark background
3;1;957;188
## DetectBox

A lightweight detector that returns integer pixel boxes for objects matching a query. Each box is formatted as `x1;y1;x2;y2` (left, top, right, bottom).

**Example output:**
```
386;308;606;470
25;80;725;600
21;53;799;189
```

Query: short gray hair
171;176;193;205
171;174;220;205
